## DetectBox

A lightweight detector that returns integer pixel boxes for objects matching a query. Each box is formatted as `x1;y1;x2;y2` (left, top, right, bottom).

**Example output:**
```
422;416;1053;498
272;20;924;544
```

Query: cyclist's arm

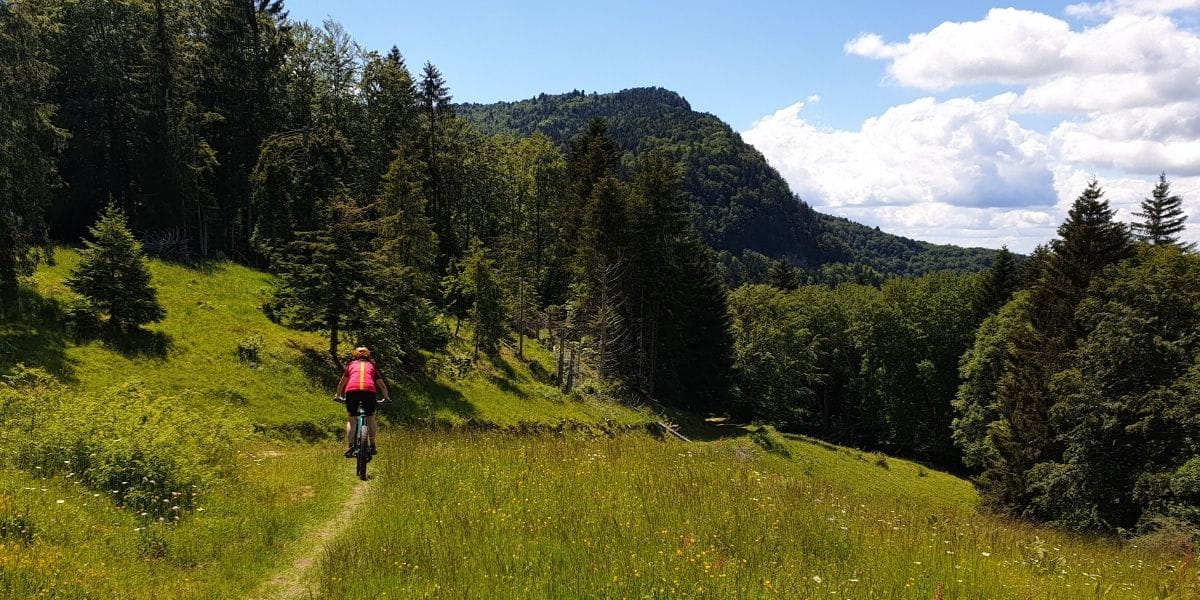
375;376;390;401
335;373;348;397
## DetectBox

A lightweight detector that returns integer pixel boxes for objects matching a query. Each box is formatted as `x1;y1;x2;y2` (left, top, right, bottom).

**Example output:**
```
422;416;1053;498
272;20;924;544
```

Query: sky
287;0;1200;251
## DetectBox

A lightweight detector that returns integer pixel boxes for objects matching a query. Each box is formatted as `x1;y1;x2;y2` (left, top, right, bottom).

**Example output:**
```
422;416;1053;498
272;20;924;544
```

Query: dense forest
459;88;999;276
1;0;1197;538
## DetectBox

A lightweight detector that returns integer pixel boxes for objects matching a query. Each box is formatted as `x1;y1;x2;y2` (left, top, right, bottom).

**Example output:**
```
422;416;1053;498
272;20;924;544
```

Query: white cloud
743;95;1053;210
1065;0;1200;18
845;9;1200;113
745;6;1200;251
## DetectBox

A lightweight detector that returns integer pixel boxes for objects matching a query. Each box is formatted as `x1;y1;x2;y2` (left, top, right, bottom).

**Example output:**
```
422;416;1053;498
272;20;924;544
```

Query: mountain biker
335;347;390;458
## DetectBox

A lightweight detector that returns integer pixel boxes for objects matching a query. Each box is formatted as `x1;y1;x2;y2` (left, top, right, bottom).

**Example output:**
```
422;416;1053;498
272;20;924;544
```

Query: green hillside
458;87;999;276
1;255;1194;599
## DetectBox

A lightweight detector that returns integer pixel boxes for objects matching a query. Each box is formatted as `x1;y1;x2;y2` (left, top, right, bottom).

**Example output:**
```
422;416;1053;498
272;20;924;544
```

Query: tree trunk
555;329;565;384
329;316;340;365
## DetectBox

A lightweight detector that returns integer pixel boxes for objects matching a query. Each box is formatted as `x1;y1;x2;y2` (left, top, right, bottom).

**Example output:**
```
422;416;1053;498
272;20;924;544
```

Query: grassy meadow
0;250;650;599
311;431;1197;600
1;251;1196;599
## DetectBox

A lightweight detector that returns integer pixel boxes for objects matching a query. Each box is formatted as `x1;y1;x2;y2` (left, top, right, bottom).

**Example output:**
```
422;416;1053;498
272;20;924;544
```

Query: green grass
0;442;353;600
310;431;1197;600
5;249;652;436
0;250;653;599
4;250;1195;599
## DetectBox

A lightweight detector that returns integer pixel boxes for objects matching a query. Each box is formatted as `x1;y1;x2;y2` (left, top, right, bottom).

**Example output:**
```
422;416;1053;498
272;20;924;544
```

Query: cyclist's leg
344;394;363;449
365;393;378;446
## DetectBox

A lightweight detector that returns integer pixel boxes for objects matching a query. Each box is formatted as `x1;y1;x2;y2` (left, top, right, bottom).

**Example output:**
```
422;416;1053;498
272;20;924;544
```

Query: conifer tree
573;175;630;381
1133;173;1190;247
1047;180;1133;311
418;62;454;264
273;193;377;362
974;246;1020;317
462;240;506;359
359;47;416;200
66;205;166;329
767;259;801;291
0;0;63;293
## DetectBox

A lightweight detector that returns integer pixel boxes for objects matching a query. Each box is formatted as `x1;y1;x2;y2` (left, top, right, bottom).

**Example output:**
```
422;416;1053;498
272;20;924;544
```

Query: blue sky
287;0;1058;130
287;0;1200;250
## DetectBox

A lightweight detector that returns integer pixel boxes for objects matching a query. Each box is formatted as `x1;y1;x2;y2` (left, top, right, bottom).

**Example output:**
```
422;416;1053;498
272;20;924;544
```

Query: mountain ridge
458;87;998;276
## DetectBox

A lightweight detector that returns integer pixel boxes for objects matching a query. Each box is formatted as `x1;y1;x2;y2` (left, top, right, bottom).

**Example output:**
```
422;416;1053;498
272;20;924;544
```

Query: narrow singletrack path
249;479;370;600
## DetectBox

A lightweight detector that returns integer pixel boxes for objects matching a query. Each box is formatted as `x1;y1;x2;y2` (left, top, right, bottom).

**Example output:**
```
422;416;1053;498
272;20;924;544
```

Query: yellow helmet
352;347;371;360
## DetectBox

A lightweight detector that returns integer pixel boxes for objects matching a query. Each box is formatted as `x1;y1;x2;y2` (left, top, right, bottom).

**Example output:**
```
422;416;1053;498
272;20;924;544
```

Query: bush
3;374;245;518
236;333;265;364
142;229;194;263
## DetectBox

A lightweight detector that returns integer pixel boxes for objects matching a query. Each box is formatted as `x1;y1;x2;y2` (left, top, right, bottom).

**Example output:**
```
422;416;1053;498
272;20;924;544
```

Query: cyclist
335;346;390;458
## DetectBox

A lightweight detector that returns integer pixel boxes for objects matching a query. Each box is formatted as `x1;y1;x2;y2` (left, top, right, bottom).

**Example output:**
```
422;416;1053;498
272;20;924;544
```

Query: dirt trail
249;479;369;600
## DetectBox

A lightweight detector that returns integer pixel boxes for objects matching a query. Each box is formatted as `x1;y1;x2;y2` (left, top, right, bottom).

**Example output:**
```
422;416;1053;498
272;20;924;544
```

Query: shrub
142;228;194;263
0;512;36;545
4;376;245;518
236;333;265;364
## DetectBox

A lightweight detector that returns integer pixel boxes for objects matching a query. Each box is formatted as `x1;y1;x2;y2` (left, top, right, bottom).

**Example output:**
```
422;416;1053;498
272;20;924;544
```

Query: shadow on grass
381;374;478;423
97;327;173;360
0;288;77;381
663;410;751;443
485;373;528;399
291;343;341;390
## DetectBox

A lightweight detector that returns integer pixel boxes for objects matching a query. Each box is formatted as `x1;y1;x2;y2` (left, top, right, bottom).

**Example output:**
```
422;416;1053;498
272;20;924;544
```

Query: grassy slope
0;250;650;600
311;431;1194;599
3;251;1194;599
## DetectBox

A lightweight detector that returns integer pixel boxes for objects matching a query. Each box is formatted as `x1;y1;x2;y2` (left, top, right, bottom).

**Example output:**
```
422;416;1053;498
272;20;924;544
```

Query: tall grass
0;442;354;599
312;432;1197;599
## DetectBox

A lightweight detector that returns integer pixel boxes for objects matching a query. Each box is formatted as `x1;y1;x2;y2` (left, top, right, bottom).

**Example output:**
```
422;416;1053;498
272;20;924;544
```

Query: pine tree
1133;173;1190;247
573;175;630;381
767;259;801;291
621;152;734;409
0;0;63;293
462;240;506;359
418;62;454;265
66;205;166;329
1047;180;1133;311
359;46;416;200
273;193;378;362
974;246;1020;317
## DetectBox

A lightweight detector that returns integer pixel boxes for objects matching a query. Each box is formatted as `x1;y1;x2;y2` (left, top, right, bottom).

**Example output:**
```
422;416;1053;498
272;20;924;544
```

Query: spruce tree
573;175;630;381
1132;173;1190;247
767;259;801;291
418;62;454;265
974;246;1020;317
67;205;166;329
273;193;377;362
1048;180;1133;310
462;240;506;359
0;0;63;293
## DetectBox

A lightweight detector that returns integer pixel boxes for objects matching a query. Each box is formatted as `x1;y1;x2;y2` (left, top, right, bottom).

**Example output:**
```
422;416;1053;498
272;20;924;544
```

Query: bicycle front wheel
356;418;369;481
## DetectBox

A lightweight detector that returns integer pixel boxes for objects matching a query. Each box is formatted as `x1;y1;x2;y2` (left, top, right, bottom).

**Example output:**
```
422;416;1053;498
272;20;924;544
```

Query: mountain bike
335;396;380;481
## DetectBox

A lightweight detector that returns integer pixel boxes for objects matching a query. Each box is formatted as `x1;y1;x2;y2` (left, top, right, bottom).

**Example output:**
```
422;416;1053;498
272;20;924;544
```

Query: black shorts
345;390;378;416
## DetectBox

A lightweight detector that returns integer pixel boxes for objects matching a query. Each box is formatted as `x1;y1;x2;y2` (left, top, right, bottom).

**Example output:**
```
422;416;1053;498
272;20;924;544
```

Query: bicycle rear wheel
356;417;369;481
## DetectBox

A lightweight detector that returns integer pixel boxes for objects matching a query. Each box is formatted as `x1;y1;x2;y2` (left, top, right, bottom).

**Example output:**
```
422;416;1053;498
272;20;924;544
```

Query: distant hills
459;87;997;276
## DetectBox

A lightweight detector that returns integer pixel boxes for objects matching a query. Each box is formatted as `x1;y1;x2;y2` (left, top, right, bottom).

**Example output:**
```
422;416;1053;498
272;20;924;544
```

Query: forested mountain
459;88;997;276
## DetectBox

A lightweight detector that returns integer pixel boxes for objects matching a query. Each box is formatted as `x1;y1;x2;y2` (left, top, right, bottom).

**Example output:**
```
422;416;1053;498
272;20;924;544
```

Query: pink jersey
344;360;378;393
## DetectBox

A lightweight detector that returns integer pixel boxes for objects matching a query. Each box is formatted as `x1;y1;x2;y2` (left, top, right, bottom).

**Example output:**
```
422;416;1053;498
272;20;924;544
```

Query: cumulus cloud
743;95;1053;209
746;5;1200;250
845;9;1200;112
